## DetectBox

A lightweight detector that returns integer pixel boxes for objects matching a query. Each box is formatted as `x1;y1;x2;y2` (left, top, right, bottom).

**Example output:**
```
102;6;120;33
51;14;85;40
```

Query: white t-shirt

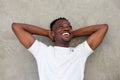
28;40;94;80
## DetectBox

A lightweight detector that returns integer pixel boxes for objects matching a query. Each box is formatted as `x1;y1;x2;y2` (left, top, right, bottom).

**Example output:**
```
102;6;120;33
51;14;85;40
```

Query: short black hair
50;17;71;31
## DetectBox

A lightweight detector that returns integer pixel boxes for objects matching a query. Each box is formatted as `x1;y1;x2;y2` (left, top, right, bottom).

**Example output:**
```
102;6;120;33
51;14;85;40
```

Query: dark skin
51;20;73;47
12;19;108;50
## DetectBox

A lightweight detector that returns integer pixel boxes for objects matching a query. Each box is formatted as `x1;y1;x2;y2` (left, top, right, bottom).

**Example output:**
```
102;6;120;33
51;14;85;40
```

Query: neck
54;42;70;47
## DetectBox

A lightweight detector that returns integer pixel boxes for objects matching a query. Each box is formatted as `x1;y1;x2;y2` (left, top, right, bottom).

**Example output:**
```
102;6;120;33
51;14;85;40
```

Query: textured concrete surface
0;0;120;80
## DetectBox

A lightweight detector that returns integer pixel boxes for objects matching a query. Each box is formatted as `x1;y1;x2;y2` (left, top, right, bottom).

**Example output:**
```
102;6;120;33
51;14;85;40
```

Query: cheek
54;31;62;39
55;29;62;35
55;33;61;38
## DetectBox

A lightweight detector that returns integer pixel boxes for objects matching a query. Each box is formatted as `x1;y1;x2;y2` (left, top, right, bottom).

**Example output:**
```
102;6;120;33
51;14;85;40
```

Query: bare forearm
72;24;108;38
72;24;108;50
12;23;49;37
12;23;50;48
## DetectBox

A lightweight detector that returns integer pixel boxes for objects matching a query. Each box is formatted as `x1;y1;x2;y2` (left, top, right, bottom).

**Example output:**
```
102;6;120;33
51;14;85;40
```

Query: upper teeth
62;32;70;36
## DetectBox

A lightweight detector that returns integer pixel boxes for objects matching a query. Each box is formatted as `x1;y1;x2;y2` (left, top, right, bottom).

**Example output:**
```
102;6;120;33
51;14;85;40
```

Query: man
12;17;108;80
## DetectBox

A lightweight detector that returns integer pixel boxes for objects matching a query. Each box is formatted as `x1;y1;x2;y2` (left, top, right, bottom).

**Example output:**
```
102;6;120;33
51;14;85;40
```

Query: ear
48;30;55;42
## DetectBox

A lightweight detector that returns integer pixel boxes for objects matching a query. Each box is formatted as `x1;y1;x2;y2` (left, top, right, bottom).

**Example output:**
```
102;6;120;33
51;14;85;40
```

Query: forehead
53;20;70;29
55;19;69;25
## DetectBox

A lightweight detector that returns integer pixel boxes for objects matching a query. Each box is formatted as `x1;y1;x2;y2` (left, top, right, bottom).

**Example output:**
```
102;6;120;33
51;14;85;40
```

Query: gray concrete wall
0;0;120;80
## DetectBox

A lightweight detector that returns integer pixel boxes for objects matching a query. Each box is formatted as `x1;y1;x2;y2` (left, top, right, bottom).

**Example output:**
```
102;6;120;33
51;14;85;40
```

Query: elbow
12;22;21;31
101;24;109;32
12;22;17;30
103;24;109;29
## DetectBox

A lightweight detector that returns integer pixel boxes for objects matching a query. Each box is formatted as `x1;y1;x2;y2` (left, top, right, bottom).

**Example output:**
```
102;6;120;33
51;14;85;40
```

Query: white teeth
62;32;70;36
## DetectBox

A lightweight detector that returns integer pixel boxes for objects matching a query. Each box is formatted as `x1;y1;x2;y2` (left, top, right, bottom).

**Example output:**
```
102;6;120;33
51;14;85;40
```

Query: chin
63;39;71;42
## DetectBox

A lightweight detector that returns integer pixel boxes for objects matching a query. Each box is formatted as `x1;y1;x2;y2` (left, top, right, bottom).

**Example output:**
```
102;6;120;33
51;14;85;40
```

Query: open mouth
62;32;70;36
61;32;72;41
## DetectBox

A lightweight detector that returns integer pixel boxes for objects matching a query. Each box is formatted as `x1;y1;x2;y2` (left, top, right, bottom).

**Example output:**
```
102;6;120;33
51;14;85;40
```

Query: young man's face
52;19;73;43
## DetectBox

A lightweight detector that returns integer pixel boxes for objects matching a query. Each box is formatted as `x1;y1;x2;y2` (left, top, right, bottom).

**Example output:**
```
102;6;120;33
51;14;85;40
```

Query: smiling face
51;19;73;46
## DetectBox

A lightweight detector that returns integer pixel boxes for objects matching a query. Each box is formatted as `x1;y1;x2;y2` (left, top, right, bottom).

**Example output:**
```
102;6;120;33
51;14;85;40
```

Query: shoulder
27;39;53;59
28;39;48;52
75;41;94;55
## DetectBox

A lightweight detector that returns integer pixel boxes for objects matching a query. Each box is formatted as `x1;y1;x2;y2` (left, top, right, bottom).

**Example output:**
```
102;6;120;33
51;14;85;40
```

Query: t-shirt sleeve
27;39;48;59
75;40;94;58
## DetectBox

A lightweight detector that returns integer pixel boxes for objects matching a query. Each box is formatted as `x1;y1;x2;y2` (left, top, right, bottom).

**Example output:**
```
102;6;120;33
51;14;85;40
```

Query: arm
72;24;108;50
12;23;51;49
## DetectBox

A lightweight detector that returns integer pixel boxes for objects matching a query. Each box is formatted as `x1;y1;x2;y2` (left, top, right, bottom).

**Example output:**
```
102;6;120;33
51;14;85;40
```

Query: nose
62;26;72;33
63;27;70;31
